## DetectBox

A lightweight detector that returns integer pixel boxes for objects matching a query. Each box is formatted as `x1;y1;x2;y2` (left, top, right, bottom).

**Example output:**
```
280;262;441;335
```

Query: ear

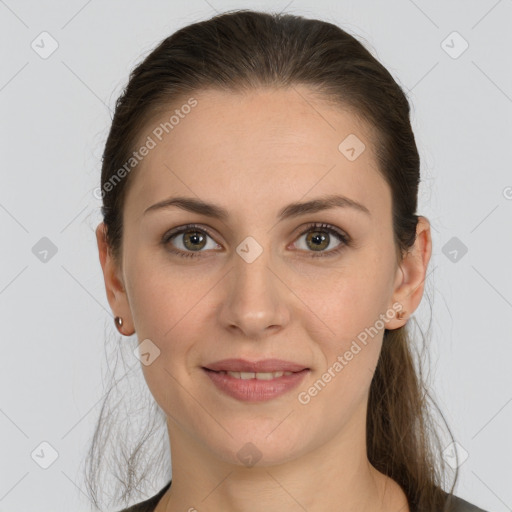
95;222;135;335
386;216;432;329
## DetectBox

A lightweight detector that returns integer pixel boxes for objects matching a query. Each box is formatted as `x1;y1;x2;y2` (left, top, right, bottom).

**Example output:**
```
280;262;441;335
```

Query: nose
218;242;291;340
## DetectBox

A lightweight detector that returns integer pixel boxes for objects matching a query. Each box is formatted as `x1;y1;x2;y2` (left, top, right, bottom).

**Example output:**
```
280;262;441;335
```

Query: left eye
292;224;348;256
162;223;350;259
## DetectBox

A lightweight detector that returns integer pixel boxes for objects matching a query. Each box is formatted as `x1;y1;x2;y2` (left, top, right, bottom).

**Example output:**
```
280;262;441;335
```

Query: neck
156;403;409;512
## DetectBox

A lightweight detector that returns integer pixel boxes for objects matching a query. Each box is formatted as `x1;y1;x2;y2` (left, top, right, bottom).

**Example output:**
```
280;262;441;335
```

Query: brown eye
162;222;350;260
293;223;351;258
181;230;207;251
163;224;220;258
304;230;330;251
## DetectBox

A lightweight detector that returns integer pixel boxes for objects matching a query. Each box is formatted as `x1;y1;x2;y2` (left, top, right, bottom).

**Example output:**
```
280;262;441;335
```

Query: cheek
124;247;206;338
125;254;219;387
128;266;207;413
297;273;387;428
307;261;391;342
297;255;392;395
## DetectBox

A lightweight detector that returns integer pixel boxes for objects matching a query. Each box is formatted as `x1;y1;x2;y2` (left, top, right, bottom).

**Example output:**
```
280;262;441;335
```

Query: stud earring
114;316;123;333
396;310;407;321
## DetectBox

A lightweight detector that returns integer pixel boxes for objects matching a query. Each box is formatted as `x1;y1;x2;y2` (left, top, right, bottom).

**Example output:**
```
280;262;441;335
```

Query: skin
96;85;432;512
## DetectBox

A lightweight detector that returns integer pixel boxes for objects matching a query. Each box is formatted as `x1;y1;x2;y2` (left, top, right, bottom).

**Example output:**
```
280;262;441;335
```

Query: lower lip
203;368;310;402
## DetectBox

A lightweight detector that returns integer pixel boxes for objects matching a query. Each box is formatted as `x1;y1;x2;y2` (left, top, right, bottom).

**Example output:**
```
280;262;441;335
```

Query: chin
208;429;309;468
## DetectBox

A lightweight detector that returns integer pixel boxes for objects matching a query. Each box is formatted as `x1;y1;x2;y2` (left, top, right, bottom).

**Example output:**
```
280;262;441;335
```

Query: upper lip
203;358;309;373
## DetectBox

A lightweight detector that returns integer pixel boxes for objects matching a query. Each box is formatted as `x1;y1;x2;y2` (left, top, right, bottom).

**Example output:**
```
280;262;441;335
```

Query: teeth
221;370;294;379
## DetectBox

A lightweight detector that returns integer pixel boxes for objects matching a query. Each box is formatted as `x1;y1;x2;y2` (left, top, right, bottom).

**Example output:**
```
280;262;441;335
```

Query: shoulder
443;493;491;512
114;480;172;512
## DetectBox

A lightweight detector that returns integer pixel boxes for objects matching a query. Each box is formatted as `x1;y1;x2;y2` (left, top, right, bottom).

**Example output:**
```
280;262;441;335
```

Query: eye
162;222;351;259
162;224;220;258
292;223;351;258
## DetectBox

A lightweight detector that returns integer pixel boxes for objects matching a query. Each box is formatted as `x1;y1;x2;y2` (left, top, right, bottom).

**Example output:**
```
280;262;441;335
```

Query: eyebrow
143;193;371;220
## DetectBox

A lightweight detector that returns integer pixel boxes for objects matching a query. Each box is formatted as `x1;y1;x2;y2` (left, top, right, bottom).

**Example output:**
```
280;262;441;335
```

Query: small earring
396;310;407;321
114;316;123;333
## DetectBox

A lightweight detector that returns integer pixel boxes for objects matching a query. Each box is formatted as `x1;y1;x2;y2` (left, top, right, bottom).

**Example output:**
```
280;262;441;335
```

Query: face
97;86;431;469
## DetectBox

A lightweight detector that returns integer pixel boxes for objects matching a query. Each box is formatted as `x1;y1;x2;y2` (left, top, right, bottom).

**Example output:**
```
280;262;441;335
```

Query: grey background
1;0;511;511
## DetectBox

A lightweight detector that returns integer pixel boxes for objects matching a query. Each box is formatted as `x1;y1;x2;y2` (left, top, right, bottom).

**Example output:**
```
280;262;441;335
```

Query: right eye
162;224;221;258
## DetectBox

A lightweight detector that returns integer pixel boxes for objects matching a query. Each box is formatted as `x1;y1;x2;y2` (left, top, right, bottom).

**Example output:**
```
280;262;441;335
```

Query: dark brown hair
85;9;459;511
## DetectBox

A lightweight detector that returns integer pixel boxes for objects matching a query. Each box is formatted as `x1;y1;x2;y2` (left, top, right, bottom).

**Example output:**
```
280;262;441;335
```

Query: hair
84;9;461;512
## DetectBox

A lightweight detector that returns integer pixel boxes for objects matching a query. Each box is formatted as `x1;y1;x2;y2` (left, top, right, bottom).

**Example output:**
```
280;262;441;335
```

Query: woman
88;9;489;512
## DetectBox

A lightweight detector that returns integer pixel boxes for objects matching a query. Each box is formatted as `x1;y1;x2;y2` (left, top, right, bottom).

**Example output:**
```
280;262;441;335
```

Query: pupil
312;233;326;245
186;231;204;250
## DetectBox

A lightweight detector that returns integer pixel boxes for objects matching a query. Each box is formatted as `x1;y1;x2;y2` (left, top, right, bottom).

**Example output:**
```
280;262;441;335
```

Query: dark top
115;480;490;512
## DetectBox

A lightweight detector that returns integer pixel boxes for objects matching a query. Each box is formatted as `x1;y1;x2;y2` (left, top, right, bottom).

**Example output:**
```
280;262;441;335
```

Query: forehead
124;86;391;222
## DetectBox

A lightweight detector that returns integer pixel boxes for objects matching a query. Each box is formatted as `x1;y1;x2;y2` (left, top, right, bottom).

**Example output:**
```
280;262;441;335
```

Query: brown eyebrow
143;194;371;220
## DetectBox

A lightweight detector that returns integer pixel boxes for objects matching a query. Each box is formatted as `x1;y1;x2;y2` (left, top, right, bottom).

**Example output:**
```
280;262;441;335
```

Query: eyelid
294;222;349;243
162;223;221;251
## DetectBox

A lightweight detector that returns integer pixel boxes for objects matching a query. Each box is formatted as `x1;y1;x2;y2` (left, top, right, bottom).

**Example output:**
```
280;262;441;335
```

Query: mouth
202;368;309;380
202;364;310;402
203;358;310;374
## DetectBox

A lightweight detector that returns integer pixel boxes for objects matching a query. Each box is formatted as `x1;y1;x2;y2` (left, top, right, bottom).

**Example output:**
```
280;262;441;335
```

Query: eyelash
162;222;351;259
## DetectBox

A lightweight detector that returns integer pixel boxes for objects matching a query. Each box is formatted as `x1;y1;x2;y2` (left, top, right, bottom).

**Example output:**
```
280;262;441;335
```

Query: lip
203;367;310;402
203;358;309;373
